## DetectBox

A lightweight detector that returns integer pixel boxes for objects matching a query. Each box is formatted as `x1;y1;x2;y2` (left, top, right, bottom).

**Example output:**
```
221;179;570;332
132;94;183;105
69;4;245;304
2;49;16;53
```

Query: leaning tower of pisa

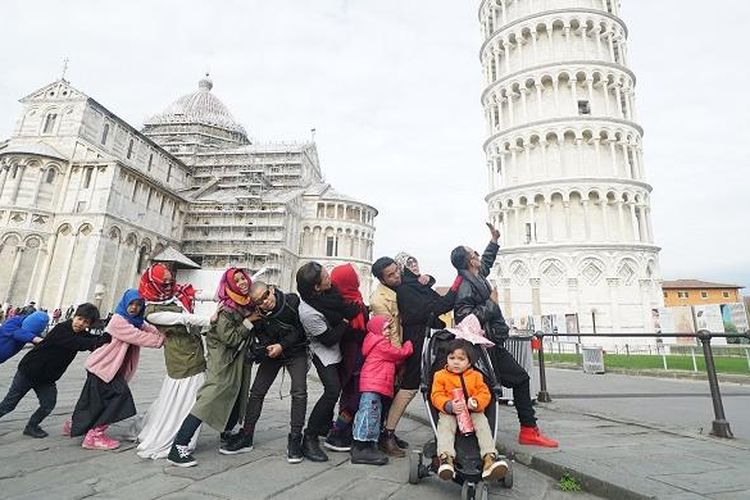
479;0;662;336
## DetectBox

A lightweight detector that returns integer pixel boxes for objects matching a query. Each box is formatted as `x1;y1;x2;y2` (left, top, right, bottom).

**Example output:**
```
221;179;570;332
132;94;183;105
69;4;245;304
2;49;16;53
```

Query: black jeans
489;346;536;427
0;370;57;427
244;355;308;435
307;354;341;437
174;398;242;447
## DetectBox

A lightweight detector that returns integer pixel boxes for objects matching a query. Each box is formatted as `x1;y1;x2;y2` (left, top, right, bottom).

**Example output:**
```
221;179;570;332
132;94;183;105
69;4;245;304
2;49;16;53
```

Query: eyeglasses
255;287;272;304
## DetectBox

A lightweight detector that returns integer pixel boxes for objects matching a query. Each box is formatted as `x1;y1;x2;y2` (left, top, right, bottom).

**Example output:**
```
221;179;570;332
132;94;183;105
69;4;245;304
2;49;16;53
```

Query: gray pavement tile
87;474;193;499
650;469;750;496
186;455;327;499
708;490;750;500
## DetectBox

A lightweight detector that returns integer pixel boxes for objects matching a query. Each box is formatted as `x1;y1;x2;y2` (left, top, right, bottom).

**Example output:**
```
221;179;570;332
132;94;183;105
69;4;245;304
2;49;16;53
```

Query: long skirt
136;372;205;459
71;371;136;437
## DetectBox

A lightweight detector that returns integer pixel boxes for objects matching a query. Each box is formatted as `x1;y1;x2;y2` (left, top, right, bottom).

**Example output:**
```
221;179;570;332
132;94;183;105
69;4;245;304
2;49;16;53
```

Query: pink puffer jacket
85;314;164;383
359;316;413;398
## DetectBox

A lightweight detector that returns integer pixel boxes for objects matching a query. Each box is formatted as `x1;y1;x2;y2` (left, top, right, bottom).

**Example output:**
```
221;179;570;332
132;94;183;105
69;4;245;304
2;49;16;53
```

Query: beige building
0;76;377;312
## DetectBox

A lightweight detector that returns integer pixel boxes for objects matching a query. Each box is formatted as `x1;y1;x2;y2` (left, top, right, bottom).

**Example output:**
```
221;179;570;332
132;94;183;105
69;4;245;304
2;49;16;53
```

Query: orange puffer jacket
431;367;491;413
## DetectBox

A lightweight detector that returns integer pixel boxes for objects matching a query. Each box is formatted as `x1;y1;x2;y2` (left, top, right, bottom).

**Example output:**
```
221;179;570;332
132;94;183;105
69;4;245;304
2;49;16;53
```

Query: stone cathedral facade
479;0;663;335
0;76;377;313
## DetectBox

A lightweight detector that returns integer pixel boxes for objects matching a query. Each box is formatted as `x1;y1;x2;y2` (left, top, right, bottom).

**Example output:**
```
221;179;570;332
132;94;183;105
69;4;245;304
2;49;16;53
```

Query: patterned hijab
114;288;145;328
139;263;196;313
394;251;419;275
215;267;254;314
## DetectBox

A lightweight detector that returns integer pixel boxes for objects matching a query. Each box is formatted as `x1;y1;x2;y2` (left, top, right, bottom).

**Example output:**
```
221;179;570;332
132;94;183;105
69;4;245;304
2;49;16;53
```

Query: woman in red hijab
324;264;369;452
135;264;212;461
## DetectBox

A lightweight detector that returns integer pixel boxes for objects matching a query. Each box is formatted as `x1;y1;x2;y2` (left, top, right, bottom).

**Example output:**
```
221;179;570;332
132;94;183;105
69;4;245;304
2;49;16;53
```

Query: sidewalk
0;350;596;499
405;392;750;499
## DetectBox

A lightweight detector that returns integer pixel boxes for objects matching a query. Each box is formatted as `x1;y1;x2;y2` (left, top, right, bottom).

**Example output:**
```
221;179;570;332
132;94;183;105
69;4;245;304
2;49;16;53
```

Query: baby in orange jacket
431;338;508;482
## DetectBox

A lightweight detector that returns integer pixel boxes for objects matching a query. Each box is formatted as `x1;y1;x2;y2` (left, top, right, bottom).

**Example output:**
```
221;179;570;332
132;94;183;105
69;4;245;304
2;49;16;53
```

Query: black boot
350;440;388;466
287;432;303;464
302;429;328;462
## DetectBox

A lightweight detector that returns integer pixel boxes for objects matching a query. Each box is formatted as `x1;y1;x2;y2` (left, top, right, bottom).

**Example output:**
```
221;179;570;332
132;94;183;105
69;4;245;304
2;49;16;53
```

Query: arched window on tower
43;113;58;134
101;123;110;145
126;139;134;159
45;169;56;184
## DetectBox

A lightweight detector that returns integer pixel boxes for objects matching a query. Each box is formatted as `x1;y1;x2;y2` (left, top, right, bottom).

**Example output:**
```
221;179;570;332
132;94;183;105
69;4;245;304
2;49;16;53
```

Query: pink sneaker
82;425;120;450
62;419;71;437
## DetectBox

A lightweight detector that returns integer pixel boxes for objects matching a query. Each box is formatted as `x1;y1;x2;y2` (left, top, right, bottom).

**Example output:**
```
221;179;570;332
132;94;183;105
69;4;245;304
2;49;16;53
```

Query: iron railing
532;330;750;439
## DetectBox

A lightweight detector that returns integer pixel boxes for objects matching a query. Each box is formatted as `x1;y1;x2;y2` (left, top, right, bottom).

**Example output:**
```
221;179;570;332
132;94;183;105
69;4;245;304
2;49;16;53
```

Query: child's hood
362;329;388;357
22;311;49;335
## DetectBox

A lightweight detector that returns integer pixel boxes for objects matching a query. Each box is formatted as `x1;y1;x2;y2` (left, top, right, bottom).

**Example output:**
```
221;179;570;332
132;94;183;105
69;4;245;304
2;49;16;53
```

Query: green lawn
538;352;750;375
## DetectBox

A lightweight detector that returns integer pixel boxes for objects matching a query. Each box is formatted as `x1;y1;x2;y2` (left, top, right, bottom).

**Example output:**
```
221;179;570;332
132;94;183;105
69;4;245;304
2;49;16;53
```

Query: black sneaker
219;431;254;455
301;430;328;462
23;425;48;439
324;429;352;452
287;432;303;464
394;433;409;449
168;444;198;467
220;430;238;444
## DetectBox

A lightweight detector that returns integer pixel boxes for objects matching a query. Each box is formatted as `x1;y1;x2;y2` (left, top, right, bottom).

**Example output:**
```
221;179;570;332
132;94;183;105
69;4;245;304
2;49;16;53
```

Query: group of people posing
0;223;557;483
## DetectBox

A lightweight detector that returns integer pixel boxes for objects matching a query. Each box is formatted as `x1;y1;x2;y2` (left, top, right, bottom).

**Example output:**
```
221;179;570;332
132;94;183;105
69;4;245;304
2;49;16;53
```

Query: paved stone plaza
0;349;595;500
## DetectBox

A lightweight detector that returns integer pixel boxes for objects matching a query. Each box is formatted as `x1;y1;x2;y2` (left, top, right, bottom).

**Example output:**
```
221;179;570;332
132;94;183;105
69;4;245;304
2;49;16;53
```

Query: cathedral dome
147;75;247;137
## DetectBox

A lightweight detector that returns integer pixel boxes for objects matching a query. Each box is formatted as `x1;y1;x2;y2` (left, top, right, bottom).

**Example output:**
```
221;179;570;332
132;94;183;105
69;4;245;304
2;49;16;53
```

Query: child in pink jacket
350;315;413;465
70;289;164;450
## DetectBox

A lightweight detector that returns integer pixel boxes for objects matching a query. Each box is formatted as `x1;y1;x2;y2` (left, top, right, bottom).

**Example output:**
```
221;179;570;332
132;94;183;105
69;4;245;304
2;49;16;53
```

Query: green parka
191;307;254;431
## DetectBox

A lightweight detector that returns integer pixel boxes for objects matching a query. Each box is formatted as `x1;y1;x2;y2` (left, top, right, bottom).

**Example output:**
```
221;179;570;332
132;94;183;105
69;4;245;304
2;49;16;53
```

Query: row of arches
0;157;64;210
485;125;645;187
483;66;636;132
0;222;171;311
480;0;619;32
488;187;654;247
300;225;374;261
481;14;630;78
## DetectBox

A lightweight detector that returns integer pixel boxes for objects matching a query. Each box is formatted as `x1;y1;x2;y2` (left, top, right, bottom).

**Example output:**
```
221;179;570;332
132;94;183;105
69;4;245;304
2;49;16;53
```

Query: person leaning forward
451;222;558;448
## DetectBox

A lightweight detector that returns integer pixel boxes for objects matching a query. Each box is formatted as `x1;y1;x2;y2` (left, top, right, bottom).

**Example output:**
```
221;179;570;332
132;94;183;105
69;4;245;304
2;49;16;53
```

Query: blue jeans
353;392;382;442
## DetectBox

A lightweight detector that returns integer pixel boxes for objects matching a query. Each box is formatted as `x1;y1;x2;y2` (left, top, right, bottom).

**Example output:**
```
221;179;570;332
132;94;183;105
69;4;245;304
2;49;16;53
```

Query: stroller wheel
461;481;478;500
408;450;422;485
501;464;514;489
479;482;489;500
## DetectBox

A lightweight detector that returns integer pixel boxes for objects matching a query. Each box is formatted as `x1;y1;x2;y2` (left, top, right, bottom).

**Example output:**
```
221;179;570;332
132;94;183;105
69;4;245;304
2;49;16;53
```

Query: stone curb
402;403;649;500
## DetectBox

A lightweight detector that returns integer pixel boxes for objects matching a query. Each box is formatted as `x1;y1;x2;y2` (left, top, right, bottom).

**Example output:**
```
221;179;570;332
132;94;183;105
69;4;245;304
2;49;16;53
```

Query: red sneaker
518;426;559;448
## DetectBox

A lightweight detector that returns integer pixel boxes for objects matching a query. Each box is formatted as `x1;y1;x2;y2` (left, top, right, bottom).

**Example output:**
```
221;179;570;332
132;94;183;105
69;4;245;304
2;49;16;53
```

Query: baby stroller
407;327;513;499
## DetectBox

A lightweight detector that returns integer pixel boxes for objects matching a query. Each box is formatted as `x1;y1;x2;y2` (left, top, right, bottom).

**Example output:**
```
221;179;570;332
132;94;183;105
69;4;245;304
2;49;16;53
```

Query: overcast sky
1;1;748;293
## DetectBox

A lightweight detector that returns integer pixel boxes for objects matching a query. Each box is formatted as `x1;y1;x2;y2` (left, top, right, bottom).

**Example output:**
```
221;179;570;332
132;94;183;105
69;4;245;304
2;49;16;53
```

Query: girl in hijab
70;289;164;450
167;267;259;467
324;264;368;452
136;264;212;460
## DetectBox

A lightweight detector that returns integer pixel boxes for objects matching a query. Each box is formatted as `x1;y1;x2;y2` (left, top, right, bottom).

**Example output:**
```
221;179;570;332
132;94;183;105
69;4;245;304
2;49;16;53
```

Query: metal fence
542;339;750;373
534;330;750;439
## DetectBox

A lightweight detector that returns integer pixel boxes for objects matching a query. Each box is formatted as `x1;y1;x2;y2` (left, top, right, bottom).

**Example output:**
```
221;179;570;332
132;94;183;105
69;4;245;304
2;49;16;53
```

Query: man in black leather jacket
451;223;558;448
